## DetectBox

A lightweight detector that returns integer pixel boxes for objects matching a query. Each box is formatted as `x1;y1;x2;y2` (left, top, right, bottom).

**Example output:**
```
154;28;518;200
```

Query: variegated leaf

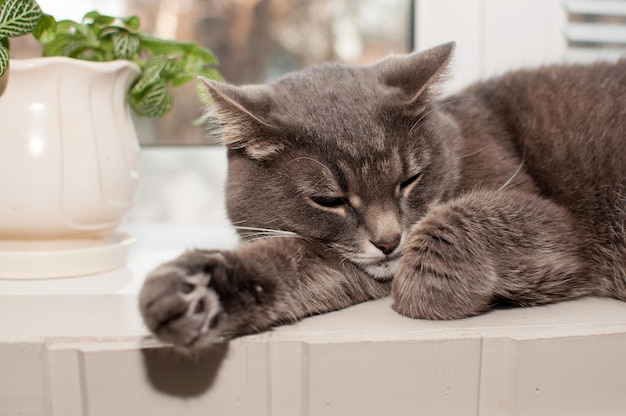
0;0;42;38
0;42;9;77
130;63;163;94
62;39;92;57
132;80;173;118
112;31;140;60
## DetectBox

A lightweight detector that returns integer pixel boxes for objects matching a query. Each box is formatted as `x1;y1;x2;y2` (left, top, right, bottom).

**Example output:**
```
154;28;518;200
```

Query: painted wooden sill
1;224;625;416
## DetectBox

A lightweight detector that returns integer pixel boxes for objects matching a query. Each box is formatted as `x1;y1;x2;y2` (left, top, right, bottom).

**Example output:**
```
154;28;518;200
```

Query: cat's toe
391;259;493;320
139;260;224;348
391;211;498;320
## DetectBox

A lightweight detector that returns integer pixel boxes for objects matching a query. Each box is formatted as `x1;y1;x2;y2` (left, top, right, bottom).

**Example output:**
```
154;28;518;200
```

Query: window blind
564;0;626;60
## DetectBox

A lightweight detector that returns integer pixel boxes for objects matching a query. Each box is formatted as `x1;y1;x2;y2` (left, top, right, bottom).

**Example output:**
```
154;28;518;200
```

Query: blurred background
14;0;626;146
23;0;412;145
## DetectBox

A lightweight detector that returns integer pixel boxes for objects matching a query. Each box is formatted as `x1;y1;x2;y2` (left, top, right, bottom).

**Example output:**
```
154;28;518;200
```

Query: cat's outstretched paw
139;251;233;348
140;249;277;348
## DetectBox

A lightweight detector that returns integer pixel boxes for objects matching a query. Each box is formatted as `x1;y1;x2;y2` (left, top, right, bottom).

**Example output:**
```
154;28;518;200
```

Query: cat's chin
361;257;401;281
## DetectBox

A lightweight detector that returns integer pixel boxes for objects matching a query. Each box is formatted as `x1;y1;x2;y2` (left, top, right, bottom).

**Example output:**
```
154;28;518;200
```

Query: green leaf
0;0;42;38
172;73;193;87
0;41;9;78
184;43;219;66
62;39;95;57
162;58;183;77
122;15;140;31
82;23;99;45
83;10;115;26
26;8;222;118
180;53;204;74
32;13;57;44
196;77;214;106
137;32;219;65
131;80;173;118
41;33;74;56
200;67;224;82
69;45;105;61
53;19;82;37
112;31;140;60
131;58;167;94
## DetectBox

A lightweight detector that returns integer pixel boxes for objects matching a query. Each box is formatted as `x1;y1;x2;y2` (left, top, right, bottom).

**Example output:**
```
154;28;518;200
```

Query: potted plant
0;0;221;278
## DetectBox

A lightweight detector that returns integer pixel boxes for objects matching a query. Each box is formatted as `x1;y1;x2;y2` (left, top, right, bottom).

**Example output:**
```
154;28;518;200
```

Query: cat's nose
371;236;401;255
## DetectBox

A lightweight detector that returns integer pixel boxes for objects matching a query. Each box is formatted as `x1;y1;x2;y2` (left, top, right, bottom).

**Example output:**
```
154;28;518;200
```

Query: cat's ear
199;78;283;160
375;42;455;105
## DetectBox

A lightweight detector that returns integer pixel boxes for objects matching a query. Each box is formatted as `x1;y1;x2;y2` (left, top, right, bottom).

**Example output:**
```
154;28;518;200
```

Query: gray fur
139;43;626;348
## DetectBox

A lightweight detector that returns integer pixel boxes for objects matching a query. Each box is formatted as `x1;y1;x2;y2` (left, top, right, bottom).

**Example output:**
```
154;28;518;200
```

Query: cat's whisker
281;156;333;173
320;244;359;267
245;232;303;239
232;225;309;243
233;225;299;236
497;147;527;192
460;144;490;159
246;234;306;243
408;98;473;135
338;254;354;266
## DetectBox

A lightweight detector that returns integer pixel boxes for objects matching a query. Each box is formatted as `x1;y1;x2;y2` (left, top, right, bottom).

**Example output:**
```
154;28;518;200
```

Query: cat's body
140;43;626;348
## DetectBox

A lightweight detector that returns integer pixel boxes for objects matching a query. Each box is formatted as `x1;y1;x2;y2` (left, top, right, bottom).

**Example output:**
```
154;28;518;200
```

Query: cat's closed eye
399;172;422;195
310;195;347;209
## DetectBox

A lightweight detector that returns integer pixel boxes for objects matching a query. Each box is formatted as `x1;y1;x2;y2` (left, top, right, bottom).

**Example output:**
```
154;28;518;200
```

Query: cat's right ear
375;42;455;106
199;78;283;160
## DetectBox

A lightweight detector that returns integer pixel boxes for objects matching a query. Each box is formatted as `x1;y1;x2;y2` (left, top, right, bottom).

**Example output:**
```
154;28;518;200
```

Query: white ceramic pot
0;57;141;278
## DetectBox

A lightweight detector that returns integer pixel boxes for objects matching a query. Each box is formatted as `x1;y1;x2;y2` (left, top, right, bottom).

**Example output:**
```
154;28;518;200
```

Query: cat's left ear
199;78;283;160
375;42;455;105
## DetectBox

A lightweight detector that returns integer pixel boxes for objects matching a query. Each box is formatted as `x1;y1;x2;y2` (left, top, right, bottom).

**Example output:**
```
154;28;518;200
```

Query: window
25;0;413;145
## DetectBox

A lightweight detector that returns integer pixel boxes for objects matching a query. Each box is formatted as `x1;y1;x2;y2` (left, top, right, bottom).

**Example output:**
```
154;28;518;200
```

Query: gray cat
139;43;626;349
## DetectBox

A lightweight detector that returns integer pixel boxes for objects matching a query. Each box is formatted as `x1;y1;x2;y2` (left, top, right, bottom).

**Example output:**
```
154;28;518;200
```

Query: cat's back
448;59;625;198
446;59;625;286
485;59;624;195
476;58;626;152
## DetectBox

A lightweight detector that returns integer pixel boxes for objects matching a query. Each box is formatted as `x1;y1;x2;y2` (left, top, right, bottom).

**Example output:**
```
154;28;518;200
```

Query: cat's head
202;42;461;280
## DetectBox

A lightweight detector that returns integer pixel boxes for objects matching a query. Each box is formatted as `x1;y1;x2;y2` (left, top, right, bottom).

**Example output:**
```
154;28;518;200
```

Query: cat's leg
139;238;390;348
392;190;596;319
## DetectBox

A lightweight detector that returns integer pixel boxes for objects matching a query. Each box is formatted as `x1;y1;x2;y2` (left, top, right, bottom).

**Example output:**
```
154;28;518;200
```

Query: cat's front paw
391;203;498;320
140;249;278;348
139;250;235;348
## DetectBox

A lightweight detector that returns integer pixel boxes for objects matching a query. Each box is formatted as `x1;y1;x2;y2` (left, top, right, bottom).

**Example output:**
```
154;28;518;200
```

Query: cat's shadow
141;342;229;397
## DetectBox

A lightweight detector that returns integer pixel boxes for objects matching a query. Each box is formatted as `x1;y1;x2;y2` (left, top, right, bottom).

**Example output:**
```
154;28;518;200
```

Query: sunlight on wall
154;0;180;39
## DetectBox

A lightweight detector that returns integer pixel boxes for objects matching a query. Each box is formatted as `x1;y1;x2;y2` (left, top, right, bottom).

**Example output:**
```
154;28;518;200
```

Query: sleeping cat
139;42;626;348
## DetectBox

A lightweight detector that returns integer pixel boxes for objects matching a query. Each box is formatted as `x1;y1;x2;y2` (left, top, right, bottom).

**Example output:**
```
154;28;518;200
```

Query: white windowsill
1;223;626;415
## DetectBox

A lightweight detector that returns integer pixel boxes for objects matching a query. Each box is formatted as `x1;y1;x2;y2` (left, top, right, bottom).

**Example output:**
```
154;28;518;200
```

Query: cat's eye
400;172;422;190
310;195;347;209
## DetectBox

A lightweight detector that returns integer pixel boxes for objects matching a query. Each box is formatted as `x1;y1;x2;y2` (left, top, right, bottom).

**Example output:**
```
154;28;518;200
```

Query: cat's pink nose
371;236;401;255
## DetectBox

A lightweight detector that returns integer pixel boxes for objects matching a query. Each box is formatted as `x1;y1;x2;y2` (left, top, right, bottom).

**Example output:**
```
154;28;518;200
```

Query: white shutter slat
566;46;626;61
565;0;626;16
565;22;626;43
